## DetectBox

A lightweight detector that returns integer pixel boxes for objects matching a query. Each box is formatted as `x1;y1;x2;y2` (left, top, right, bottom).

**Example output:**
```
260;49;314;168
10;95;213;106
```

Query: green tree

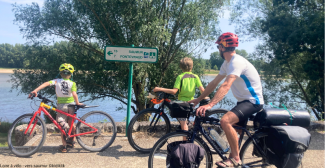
0;44;26;68
12;0;229;114
210;51;223;70
213;65;218;71
235;49;248;59
231;0;324;120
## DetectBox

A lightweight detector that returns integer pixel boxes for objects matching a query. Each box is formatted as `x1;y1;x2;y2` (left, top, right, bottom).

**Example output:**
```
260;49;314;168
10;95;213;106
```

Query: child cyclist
153;57;205;132
29;63;82;153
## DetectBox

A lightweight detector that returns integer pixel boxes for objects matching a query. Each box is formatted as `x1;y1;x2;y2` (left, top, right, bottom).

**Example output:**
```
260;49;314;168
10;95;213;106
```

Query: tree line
0;44;26;68
5;0;324;120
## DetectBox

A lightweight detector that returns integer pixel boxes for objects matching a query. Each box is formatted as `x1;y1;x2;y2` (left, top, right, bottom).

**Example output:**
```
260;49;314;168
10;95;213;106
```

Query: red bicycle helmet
215;32;239;47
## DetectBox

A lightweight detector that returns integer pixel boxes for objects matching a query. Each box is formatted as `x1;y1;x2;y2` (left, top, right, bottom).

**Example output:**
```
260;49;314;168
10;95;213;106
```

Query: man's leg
216;111;241;166
179;120;188;141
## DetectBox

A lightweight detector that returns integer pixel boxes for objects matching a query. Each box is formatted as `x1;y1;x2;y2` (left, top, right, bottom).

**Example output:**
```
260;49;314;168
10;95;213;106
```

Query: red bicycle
7;94;117;157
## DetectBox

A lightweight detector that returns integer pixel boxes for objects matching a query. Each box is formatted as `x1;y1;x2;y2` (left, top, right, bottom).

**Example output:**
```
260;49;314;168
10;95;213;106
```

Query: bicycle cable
30;98;41;113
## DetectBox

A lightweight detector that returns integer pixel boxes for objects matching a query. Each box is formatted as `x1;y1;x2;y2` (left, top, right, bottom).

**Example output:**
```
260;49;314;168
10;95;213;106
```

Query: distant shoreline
0;69;14;74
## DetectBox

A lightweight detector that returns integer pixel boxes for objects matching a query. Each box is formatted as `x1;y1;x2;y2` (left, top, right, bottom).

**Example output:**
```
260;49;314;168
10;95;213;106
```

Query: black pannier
254;108;310;129
170;102;191;118
167;141;205;168
265;126;311;168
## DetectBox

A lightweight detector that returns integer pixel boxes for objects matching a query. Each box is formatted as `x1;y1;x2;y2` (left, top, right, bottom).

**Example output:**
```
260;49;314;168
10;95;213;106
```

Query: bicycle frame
147;99;171;129
188;116;269;167
25;102;98;138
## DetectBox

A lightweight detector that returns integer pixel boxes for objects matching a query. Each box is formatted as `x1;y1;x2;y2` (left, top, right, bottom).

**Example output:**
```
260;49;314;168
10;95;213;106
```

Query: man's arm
196;74;237;116
153;87;178;95
189;74;226;106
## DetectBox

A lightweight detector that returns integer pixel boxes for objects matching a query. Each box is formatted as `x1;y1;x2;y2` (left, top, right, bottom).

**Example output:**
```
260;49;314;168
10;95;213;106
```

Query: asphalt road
0;131;324;168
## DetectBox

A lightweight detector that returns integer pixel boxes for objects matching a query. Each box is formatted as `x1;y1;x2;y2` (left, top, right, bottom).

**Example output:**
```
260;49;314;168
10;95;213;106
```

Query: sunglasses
217;45;223;49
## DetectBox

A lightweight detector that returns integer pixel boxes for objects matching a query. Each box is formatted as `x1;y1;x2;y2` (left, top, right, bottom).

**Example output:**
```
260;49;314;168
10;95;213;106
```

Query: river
0;73;238;122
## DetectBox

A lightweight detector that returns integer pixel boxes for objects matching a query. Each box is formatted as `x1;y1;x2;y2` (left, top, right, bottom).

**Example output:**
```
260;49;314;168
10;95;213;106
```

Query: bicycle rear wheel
76;111;117;152
240;132;274;168
148;131;213;168
8;114;47;157
127;108;170;153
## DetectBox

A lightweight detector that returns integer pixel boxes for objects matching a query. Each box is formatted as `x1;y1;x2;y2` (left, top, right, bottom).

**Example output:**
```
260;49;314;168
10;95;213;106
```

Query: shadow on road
0;146;95;158
307;131;324;151
97;145;148;159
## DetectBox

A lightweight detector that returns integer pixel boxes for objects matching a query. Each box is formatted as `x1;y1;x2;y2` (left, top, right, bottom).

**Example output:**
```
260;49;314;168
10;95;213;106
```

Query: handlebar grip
29;93;36;99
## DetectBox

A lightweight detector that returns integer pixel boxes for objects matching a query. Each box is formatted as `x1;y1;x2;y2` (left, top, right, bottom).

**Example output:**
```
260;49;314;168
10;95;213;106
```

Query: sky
0;0;259;60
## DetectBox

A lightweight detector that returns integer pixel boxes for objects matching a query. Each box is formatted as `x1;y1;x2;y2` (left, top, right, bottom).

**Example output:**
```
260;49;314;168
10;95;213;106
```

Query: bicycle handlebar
187;103;220;125
29;93;54;103
155;91;176;100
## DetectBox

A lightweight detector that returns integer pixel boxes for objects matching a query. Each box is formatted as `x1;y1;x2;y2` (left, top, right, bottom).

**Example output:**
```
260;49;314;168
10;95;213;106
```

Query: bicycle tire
8;114;47;157
76;111;117;152
127;108;171;153
239;132;272;168
148;131;213;168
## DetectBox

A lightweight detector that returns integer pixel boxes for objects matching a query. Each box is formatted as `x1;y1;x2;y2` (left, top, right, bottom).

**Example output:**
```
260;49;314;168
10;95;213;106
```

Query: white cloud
0;0;44;6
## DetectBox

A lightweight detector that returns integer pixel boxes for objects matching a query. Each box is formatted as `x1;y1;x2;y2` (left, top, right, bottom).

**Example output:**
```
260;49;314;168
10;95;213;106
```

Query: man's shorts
56;103;75;123
230;100;263;127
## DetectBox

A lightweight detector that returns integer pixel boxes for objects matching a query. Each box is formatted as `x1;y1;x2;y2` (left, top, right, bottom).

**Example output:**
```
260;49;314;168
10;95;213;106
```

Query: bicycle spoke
128;109;170;153
76;111;116;152
8;114;46;157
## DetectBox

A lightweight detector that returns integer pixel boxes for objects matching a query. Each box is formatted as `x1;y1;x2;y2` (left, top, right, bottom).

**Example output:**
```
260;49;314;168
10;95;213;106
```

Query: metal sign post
104;45;158;136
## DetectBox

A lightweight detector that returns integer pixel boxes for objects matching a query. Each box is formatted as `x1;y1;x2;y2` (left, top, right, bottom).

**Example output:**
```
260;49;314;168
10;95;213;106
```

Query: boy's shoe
66;141;75;148
59;145;68;153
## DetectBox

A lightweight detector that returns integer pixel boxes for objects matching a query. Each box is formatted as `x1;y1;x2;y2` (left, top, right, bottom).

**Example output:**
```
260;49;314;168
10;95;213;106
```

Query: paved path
0;131;324;168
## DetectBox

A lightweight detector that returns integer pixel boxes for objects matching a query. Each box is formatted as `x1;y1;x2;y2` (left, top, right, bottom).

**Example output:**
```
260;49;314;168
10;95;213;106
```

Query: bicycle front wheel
240;132;273;168
8;114;47;157
127;108;170;153
76;111;117;152
148;131;213;168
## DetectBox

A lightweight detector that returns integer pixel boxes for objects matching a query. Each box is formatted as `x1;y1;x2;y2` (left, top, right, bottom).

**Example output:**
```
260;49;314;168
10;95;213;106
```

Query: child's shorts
56;103;75;122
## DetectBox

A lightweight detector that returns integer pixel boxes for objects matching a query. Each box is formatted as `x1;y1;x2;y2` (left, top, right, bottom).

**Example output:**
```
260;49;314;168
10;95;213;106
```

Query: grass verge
0;133;8;147
204;70;220;74
0;120;12;147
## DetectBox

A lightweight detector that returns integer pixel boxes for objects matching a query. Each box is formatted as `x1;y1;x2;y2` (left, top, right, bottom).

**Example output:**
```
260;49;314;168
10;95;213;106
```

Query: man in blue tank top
189;32;264;167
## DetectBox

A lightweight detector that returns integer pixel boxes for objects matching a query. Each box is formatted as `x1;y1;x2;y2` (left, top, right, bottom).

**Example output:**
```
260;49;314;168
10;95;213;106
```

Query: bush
0;119;12;133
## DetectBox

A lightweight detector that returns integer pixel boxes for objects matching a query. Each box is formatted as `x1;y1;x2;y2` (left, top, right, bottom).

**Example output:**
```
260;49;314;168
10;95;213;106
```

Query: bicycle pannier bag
167;141;205;168
170;102;191;118
265;126;311;168
253;108;310;129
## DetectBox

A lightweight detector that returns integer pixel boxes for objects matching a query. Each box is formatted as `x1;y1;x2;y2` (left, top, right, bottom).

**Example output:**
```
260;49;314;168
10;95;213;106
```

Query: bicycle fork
148;113;162;133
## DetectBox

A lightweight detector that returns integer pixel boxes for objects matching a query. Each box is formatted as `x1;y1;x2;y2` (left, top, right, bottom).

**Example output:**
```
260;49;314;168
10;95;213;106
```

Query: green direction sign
104;46;158;63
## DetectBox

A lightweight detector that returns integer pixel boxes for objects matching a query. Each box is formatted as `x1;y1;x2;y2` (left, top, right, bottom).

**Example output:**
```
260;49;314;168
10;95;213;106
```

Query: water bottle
58;117;69;132
209;128;230;153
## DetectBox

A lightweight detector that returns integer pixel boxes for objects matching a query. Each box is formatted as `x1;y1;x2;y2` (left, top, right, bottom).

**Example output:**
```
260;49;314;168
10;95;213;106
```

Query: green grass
204;69;220;74
0;133;8;147
0;121;11;133
0;119;11;147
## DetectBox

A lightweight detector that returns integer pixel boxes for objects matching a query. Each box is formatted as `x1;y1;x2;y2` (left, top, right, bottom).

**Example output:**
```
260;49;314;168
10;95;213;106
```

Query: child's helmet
59;63;75;74
215;32;239;47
